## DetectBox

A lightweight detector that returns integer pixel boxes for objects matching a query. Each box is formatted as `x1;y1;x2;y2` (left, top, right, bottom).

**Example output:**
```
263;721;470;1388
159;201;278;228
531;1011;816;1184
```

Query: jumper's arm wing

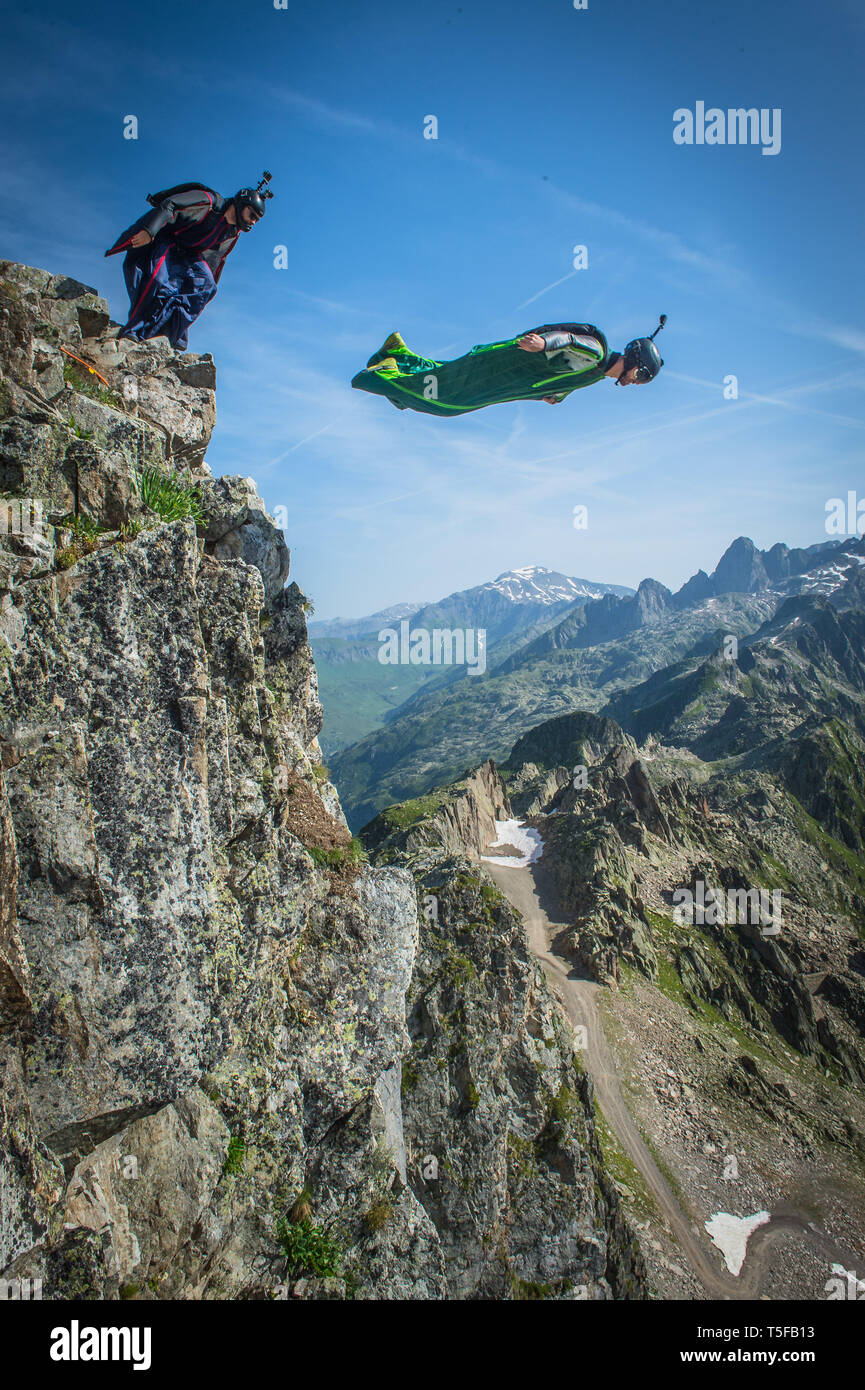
531;325;606;358
141;187;221;238
105;187;222;256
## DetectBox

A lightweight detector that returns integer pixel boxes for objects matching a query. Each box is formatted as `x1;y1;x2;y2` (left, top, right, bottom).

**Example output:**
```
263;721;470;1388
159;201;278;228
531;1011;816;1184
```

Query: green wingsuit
350;323;613;417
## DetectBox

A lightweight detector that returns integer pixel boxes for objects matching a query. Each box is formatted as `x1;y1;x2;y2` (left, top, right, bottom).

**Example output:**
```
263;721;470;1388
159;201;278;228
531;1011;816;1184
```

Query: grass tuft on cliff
276;1217;341;1278
132;465;205;525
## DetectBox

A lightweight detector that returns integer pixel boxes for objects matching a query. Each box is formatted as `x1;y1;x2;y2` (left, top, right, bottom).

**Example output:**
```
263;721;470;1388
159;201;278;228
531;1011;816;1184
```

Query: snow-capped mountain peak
485;567;631;604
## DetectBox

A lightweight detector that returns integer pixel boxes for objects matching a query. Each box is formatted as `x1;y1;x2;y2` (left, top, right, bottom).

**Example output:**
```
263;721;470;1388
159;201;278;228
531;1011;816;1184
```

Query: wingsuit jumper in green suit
350;324;613;417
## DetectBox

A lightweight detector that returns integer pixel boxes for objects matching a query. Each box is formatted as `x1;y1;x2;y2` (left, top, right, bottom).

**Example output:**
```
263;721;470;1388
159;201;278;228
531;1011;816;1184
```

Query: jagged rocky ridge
0;261;643;1301
333;588;776;829
366;709;865;1088
364;689;865;1296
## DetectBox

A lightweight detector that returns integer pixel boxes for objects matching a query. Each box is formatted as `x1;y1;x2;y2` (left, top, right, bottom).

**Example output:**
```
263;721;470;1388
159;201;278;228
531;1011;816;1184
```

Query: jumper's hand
518;333;546;352
130;230;152;248
542;395;563;404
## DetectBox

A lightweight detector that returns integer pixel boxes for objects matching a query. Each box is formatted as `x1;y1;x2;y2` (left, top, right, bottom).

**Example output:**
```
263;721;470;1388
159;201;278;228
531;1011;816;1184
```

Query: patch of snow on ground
705;1211;770;1275
481;819;544;868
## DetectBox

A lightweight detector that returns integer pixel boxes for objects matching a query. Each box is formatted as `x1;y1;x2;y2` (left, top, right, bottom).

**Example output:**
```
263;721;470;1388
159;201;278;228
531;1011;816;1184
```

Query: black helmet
233;189;266;221
233;171;273;229
622;315;667;383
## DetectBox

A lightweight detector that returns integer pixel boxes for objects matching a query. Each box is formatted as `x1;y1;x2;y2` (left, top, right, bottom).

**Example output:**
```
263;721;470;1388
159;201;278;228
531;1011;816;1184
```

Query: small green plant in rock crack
116;518;145;543
58;510;108;542
132;465;205;524
401;1056;420;1094
547;1083;578;1126
62;359;119;407
443;951;477;989
276;1217;341;1278
54;511;110;566
66;415;94;441
222;1135;246;1178
308;839;366;870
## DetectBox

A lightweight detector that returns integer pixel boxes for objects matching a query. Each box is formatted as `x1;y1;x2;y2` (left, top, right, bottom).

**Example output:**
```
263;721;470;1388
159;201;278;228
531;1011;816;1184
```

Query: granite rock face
360;766;648;1298
0;262;437;1299
401;859;645;1299
361;758;509;863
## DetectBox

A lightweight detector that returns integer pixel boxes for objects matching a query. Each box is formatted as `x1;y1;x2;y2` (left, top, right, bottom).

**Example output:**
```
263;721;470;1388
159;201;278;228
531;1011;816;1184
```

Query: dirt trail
483;855;858;1300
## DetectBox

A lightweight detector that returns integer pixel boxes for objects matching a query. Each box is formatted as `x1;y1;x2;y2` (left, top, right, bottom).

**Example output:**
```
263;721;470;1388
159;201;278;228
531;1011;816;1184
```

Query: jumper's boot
366;331;407;367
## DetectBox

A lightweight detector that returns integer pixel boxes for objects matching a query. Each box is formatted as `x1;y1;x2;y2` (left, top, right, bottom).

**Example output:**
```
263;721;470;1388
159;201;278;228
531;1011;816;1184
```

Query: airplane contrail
512;270;579;312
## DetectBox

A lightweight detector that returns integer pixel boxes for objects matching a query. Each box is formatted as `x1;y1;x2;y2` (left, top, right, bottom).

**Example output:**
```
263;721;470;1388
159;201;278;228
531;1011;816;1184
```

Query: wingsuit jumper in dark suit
105;184;240;350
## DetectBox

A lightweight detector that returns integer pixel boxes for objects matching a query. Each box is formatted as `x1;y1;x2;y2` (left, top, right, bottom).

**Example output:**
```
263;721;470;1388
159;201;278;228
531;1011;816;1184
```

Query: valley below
484;845;865;1301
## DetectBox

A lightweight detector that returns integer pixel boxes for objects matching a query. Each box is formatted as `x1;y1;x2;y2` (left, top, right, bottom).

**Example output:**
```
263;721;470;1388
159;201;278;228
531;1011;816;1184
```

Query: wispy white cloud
264;87;385;137
664;367;865;431
805;324;865;355
262;83;742;293
512;270;579;312
540;184;745;290
263;422;337;469
342;485;432;515
280;287;371;316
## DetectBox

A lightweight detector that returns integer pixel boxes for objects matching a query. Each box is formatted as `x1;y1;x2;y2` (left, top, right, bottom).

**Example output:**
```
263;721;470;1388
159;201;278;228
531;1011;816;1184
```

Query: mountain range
309;566;633;752
329;534;865;830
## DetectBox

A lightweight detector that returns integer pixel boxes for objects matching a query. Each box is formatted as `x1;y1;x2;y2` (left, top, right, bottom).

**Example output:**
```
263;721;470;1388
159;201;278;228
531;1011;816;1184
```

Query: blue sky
1;0;863;618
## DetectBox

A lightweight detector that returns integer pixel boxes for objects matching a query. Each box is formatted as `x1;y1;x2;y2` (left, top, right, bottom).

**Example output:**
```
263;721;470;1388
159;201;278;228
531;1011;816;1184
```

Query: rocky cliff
360;762;646;1297
0;261;641;1300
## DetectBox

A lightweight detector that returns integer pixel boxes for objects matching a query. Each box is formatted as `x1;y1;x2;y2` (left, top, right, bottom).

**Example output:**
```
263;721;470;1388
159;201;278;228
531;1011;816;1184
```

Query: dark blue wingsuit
105;185;241;350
